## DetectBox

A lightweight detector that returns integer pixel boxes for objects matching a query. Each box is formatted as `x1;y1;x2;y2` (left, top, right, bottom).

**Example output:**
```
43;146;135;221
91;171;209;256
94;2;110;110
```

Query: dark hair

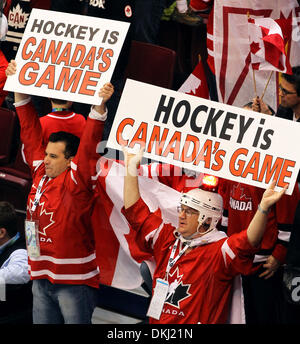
0;202;18;238
48;131;80;159
282;66;300;96
49;98;69;105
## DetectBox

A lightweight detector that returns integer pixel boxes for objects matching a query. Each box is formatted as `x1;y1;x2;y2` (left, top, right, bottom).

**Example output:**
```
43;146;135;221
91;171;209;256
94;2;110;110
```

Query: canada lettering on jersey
9;4;30;29
229;197;252;211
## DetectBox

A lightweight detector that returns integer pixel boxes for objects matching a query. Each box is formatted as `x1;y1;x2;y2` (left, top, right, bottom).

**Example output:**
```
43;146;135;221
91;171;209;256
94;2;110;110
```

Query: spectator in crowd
0;201;32;323
172;0;203;26
122;146;287;324
40;98;86;143
218;101;299;324
1;0;51;114
253;66;300;122
6;60;114;324
2;0;51;63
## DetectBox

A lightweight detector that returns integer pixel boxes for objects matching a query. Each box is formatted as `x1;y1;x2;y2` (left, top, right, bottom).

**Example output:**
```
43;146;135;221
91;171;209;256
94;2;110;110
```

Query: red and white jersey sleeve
15;99;46;173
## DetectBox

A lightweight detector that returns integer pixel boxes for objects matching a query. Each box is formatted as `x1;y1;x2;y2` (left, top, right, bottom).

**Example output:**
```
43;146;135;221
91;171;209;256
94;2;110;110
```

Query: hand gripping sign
4;9;130;105
107;79;300;195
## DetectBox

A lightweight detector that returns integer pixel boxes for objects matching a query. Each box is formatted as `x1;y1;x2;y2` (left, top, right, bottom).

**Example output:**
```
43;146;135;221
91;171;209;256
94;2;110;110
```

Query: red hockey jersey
220;180;300;266
123;197;258;324
16;100;103;288
40;111;86;142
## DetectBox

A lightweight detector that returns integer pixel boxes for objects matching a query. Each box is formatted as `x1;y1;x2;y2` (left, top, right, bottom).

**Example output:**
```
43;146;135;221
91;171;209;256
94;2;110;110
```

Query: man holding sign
122;147;287;324
6;61;114;324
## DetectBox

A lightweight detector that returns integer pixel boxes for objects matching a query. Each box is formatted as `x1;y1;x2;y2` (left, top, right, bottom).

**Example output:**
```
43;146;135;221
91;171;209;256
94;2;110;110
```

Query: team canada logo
8;4;30;29
124;5;132;18
164;267;191;308
229;184;252;211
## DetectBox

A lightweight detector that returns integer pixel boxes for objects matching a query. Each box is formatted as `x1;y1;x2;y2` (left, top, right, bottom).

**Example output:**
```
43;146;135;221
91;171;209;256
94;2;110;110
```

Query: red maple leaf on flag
250;41;261;54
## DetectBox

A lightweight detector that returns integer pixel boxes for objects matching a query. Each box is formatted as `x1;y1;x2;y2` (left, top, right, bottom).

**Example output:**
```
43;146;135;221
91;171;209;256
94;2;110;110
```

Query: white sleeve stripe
140;165;149;177
253;254;269;263
144;222;164;248
21;144;28;165
221;239;236;268
70;170;78;185
71;161;77;170
278;231;291;242
33;160;43;172
150;163;159;182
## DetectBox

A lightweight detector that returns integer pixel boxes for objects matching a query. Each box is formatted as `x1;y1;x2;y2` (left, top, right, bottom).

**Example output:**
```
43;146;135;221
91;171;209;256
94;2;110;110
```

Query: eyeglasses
279;84;297;96
176;206;199;216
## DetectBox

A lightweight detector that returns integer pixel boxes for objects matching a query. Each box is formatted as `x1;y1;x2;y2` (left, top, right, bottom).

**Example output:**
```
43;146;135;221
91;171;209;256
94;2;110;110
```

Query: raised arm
123;147;144;209
247;181;287;247
6;60;45;169
70;83;114;192
5;60;29;103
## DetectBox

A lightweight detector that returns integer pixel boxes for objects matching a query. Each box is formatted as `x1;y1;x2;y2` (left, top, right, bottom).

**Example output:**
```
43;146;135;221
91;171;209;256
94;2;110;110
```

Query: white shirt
0;234;30;284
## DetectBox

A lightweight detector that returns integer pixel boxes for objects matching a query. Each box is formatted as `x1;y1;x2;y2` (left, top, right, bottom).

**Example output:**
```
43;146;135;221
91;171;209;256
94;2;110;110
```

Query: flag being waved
248;17;292;74
178;59;210;99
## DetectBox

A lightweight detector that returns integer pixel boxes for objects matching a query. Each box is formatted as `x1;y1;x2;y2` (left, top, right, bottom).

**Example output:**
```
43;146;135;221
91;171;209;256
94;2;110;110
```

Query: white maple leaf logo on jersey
8;4;30;29
230;183;251;202
28;200;55;236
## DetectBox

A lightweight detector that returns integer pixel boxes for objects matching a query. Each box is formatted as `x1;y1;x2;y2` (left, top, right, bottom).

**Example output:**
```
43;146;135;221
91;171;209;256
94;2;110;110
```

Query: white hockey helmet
180;187;223;233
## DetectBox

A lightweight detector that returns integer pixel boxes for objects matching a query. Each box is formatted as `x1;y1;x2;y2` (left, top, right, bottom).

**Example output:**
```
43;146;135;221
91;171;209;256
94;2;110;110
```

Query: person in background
0;201;32;324
122;146;286;324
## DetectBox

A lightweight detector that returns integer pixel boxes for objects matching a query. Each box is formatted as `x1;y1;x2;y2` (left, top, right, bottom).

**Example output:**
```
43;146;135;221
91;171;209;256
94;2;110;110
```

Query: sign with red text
4;9;130;105
107;79;300;195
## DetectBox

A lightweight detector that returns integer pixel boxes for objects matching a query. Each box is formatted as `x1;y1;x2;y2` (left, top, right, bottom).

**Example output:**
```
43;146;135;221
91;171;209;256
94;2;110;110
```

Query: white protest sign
4;9;130;105
107;79;300;195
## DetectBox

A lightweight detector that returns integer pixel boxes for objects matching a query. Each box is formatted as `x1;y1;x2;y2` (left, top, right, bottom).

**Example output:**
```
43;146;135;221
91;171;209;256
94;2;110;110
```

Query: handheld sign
4;9;130;105
107;79;300;195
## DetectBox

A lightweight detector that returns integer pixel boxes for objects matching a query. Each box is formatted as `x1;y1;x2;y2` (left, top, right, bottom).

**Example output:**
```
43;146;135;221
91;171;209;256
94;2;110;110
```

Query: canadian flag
206;0;299;110
178;60;210;99
92;157;180;289
248;17;292;74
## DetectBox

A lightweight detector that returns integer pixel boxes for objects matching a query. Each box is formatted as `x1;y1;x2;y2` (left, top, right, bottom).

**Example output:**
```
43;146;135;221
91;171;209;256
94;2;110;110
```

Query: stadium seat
125;40;177;89
0;143;31;180
0;144;32;226
0;107;18;165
